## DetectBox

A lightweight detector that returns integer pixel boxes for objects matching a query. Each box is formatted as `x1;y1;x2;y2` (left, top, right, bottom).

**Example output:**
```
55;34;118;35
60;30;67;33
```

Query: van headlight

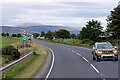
113;50;117;53
97;51;102;54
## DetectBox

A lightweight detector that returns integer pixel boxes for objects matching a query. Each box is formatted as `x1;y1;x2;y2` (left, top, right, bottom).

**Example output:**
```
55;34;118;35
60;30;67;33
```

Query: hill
1;23;80;34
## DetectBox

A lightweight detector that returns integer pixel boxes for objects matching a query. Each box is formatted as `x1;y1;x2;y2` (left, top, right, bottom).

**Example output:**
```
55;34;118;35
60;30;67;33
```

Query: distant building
37;36;45;39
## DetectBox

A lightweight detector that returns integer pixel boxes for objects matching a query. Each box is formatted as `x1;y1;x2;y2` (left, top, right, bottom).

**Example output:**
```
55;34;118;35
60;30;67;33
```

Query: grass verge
5;54;38;78
14;42;48;78
40;39;93;49
1;40;48;78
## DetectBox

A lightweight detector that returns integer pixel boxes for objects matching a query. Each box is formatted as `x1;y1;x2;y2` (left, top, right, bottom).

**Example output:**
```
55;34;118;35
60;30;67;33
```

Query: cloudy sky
0;0;119;30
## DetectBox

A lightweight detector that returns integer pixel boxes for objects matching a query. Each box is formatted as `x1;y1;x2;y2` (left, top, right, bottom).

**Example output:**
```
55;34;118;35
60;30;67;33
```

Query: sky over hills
0;0;119;30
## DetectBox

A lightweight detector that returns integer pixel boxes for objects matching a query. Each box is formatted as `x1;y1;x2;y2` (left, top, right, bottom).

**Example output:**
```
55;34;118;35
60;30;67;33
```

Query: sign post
22;30;27;52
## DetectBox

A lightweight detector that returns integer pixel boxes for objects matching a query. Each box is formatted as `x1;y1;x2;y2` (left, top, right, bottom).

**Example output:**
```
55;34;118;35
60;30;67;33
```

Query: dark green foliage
71;33;76;39
12;34;17;37
78;20;103;41
6;33;9;37
16;33;21;38
33;33;39;38
45;31;53;39
2;45;20;60
81;39;95;46
56;29;70;39
106;5;120;38
40;31;45;37
1;33;6;37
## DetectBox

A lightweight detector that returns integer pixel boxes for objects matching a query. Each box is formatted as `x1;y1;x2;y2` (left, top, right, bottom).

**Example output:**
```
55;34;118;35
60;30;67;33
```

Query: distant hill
1;26;23;34
1;23;81;34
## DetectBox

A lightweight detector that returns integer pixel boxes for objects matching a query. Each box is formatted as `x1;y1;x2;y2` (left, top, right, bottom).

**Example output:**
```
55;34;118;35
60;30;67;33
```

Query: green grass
1;38;22;48
41;39;93;49
53;39;81;44
117;47;120;55
14;42;48;78
0;38;1;49
64;39;81;44
5;54;38;78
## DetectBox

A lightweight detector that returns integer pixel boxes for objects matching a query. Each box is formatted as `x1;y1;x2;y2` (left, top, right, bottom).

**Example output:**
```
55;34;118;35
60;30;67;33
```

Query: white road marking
45;48;55;80
56;43;100;76
76;53;79;55
76;52;100;74
82;57;89;62
90;64;100;73
72;50;75;52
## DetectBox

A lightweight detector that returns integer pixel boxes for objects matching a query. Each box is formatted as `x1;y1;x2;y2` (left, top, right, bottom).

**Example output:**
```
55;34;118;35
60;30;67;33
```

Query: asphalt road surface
33;40;119;80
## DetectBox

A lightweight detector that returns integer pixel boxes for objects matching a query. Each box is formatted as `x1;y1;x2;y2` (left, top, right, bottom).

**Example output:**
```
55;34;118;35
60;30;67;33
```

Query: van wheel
96;56;100;61
115;58;118;61
93;55;95;60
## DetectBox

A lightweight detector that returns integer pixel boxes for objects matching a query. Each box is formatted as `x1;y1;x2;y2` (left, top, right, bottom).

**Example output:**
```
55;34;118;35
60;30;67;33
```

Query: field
53;39;81;44
41;39;93;49
1;38;22;48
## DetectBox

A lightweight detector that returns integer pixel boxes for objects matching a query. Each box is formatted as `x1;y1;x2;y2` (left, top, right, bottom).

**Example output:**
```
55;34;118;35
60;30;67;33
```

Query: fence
0;51;36;78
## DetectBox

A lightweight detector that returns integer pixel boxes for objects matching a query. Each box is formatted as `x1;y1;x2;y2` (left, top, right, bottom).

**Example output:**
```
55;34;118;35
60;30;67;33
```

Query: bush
2;45;20;60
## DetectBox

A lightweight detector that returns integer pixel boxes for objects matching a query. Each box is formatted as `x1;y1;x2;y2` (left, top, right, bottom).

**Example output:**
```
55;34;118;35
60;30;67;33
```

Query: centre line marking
90;64;100;73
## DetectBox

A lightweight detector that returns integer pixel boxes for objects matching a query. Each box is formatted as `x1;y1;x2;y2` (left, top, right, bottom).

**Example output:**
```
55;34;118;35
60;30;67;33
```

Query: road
33;40;118;80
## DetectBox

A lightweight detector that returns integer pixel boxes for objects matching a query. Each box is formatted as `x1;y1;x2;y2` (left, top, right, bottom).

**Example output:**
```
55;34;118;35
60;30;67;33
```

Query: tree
79;20;103;41
6;33;9;37
1;33;6;37
71;33;76;39
40;31;45;37
45;31;53;39
106;5;120;39
52;30;58;38
56;29;70;42
12;34;17;37
33;33;39;38
17;33;21;38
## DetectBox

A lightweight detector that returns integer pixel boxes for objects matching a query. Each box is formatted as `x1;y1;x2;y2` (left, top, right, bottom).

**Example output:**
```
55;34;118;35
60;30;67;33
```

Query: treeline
1;33;21;38
33;29;76;40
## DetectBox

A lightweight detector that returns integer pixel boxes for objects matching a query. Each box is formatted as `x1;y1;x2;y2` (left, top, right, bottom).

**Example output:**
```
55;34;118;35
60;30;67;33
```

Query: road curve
33;40;118;80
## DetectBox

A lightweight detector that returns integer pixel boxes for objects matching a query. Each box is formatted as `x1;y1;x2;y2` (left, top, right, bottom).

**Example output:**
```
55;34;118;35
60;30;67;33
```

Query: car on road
92;42;118;61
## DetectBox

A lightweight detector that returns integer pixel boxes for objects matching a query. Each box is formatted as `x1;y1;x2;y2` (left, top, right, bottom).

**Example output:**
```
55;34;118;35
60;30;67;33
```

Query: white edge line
82;57;89;62
45;48;55;80
90;64;99;73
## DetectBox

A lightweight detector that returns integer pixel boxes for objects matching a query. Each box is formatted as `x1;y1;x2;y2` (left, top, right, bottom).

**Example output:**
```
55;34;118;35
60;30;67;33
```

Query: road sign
31;35;33;39
22;30;27;35
22;34;27;42
22;30;27;42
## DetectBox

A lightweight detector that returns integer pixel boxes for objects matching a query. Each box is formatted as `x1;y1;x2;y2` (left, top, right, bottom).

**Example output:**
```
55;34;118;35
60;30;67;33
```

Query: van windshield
97;44;113;49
